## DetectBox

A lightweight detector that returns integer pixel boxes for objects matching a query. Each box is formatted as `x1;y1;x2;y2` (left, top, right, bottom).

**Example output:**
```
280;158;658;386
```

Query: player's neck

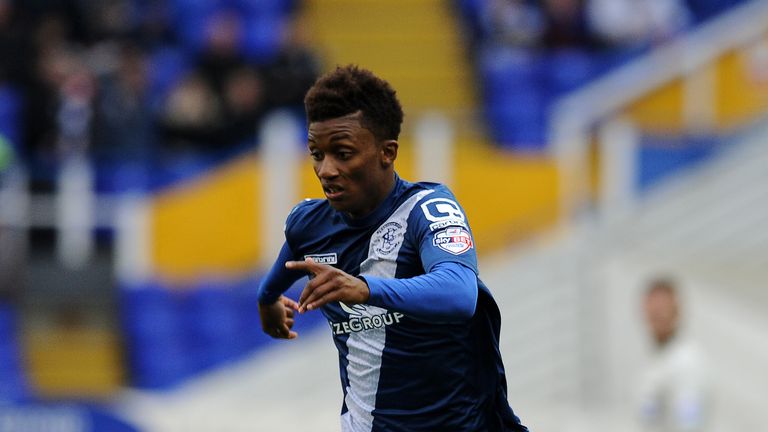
345;171;397;221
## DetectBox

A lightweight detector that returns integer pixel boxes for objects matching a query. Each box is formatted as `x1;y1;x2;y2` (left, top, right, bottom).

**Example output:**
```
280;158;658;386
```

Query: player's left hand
286;258;370;313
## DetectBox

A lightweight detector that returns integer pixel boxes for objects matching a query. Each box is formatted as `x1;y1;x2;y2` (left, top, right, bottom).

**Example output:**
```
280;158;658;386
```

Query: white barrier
258;111;303;267
551;0;768;224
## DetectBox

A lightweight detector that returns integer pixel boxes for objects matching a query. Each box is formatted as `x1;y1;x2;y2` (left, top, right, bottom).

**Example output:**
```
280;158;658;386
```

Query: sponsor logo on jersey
329;302;405;335
420;198;465;223
304;253;338;265
428;219;468;231
371;221;405;256
432;227;473;255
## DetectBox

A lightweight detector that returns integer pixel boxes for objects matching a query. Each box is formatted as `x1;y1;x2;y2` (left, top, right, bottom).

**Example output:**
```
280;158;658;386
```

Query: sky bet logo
433;227;473;255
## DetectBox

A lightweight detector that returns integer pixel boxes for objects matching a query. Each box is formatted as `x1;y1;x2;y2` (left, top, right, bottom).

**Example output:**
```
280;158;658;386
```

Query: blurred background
0;0;766;430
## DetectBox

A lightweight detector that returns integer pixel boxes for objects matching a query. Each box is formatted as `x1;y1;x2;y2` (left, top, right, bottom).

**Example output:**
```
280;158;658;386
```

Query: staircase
303;0;477;135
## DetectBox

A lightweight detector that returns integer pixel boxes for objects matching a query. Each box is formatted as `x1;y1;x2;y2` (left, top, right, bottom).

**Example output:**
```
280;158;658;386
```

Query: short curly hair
304;65;404;141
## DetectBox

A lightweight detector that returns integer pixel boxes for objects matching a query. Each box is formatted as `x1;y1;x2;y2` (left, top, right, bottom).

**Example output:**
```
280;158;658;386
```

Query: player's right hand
258;295;300;339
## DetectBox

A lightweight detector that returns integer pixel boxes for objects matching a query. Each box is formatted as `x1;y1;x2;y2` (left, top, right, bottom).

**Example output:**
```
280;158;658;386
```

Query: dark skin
259;111;399;339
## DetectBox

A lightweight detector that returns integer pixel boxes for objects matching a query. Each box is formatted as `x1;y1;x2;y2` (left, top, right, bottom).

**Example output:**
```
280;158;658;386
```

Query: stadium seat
183;281;241;372
120;283;189;388
479;47;547;149
147;47;192;112
233;274;272;354
544;49;596;98
0;86;21;153
636;134;722;192
0;302;30;402
242;16;285;65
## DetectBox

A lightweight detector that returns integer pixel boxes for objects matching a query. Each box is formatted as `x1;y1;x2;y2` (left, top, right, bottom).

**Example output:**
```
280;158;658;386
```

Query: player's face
307;112;398;218
644;290;679;345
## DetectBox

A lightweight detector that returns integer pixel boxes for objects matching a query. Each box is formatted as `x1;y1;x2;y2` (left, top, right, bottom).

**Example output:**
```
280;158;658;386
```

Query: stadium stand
1;2;766;431
455;0;750;151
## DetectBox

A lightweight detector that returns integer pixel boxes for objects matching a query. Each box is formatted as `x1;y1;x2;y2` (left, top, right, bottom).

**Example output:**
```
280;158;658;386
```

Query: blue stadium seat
0;302;29;402
543;49;596;98
235;0;294;17
147;47;192;112
233;274;271;354
0;86;21;153
120;282;189;389
479;47;548;149
183;280;241;372
242;16;285;64
687;0;745;24
636;134;722;192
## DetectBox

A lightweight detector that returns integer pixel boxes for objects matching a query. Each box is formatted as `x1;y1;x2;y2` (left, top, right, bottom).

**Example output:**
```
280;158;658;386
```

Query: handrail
550;0;768;223
551;0;768;138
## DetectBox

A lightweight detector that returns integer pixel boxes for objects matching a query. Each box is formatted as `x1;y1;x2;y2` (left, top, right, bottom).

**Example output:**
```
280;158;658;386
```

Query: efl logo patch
432;227;474;255
304;253;338;265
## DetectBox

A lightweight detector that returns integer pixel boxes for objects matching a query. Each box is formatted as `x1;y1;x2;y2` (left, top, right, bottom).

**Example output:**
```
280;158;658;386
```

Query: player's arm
257;242;303;339
361;261;477;320
289;260;477;321
367;192;478;321
286;259;477;321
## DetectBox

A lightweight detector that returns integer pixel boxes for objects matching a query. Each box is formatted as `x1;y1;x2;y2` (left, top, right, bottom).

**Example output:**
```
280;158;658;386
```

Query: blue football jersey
280;175;527;432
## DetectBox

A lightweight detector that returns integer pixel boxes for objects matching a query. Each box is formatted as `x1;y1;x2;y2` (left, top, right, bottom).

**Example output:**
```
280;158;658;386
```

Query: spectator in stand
157;8;265;154
0;0;33;87
260;15;321;112
2;0;320;179
24;19;82;191
92;42;155;168
157;71;224;152
219;65;267;146
541;0;599;50
197;9;248;95
478;0;545;49
586;0;692;50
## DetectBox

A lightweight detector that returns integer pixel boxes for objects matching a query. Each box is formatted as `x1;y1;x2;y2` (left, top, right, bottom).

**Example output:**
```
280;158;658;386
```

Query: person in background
541;0;599;50
638;277;710;432
586;0;691;50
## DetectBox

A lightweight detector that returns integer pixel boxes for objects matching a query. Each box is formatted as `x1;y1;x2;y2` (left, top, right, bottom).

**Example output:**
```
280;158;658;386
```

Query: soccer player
258;65;529;431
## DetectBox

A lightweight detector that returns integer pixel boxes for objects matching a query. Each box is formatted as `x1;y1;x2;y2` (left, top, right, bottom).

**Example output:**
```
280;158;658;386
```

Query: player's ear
380;139;398;167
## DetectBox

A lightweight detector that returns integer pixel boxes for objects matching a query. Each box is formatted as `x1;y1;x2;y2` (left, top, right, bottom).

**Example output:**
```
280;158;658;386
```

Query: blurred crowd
0;0;320;193
459;0;745;52
455;0;747;149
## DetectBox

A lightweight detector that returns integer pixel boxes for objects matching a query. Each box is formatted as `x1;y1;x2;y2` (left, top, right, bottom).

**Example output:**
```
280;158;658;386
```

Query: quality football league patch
432;227;473;255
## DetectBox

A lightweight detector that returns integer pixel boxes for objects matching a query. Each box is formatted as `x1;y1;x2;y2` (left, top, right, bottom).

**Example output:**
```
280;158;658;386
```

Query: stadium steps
303;0;479;136
622;124;768;301
23;325;124;398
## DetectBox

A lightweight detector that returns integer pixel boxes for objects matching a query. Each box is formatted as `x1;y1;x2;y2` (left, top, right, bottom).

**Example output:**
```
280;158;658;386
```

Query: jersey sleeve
283;199;311;253
409;188;478;274
364;261;478;320
257;200;313;304
257;241;304;304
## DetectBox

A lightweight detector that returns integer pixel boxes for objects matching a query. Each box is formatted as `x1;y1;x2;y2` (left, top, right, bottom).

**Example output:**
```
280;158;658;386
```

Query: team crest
432;227;473;255
372;221;405;256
